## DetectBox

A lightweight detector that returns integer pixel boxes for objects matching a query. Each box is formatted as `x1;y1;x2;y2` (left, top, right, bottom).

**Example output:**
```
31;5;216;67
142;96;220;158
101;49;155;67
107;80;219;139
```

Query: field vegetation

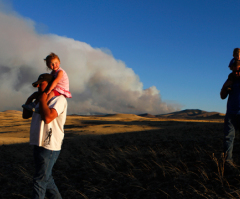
1;111;240;198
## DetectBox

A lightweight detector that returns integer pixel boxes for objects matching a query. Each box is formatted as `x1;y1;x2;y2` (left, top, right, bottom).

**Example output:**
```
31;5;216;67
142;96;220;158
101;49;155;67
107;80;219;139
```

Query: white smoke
0;5;181;115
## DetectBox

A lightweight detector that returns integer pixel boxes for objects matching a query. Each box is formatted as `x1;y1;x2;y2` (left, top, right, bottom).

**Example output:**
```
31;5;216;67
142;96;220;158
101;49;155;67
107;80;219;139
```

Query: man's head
233;48;240;60
32;73;53;92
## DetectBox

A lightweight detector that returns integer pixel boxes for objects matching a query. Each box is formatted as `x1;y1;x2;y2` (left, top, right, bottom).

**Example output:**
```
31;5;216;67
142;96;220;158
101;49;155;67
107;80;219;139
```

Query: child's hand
45;89;51;95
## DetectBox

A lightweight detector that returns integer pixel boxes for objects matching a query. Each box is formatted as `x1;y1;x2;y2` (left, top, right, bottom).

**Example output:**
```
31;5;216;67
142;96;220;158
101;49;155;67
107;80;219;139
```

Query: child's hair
44;52;60;69
233;48;240;56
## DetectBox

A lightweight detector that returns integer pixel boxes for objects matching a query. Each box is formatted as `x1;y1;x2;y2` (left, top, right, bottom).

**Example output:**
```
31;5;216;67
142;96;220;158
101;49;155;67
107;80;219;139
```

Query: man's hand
224;80;234;88
221;79;233;99
22;92;39;119
25;92;39;104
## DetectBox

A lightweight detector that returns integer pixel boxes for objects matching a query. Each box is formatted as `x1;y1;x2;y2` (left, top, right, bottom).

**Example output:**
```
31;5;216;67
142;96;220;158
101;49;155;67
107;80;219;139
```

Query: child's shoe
22;102;36;112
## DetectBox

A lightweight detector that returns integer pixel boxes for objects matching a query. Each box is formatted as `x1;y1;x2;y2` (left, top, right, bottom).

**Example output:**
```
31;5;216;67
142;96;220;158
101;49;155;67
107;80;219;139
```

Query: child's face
234;52;240;60
47;58;60;71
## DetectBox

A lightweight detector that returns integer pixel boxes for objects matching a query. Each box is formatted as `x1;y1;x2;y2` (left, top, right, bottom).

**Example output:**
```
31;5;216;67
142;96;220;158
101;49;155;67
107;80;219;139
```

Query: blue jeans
32;146;62;199
224;113;240;161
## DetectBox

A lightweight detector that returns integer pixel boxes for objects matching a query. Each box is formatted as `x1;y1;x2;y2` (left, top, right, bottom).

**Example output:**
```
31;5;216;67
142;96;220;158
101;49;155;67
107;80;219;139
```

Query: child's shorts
53;90;61;96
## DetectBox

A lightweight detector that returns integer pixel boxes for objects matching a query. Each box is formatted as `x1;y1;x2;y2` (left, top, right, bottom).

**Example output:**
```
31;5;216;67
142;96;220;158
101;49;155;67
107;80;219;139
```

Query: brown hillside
156;109;225;119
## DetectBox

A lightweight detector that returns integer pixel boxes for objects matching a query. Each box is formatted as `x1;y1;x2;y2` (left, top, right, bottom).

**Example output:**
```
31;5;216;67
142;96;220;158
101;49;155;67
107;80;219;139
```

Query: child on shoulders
44;53;72;100
228;48;240;70
226;48;240;86
22;52;71;113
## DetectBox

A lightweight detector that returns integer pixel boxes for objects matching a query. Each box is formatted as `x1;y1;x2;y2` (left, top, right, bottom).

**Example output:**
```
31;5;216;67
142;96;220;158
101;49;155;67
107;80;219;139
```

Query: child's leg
33;92;55;113
46;91;56;104
46;90;62;103
34;91;60;112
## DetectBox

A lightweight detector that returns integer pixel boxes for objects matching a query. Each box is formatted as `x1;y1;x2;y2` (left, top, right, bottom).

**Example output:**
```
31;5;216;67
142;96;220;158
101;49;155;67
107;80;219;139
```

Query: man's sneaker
22;102;36;112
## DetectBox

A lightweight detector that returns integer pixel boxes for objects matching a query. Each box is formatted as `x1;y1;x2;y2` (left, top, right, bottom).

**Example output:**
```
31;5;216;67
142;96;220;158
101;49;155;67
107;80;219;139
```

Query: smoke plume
0;6;181;115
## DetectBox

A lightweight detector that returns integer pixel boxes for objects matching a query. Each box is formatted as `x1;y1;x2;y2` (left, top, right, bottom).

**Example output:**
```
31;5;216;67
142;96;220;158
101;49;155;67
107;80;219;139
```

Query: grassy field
1;111;240;198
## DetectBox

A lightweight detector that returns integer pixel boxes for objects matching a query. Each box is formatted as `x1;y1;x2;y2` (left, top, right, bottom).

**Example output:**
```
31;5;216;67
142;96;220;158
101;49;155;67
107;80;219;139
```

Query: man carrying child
22;73;67;199
221;59;240;166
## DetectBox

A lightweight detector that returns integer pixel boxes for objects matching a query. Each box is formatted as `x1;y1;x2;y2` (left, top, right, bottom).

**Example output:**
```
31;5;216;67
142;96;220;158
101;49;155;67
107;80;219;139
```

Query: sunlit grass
2;115;240;198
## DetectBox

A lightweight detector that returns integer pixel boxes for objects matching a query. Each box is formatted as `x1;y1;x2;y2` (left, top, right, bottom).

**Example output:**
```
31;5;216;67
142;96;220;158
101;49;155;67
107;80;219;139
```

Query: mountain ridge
155;109;225;119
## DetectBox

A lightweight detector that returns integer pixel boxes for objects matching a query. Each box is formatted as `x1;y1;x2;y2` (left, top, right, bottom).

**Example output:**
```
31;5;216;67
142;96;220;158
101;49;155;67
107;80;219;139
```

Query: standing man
221;61;240;164
22;73;67;199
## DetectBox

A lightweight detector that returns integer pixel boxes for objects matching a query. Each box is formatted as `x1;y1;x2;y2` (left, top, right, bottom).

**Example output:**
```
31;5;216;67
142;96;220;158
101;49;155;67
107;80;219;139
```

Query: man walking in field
221;61;240;165
22;73;67;199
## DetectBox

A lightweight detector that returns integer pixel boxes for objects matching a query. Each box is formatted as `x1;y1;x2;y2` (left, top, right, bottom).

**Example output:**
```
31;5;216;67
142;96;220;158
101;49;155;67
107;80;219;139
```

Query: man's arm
39;92;58;124
220;79;233;99
22;92;39;119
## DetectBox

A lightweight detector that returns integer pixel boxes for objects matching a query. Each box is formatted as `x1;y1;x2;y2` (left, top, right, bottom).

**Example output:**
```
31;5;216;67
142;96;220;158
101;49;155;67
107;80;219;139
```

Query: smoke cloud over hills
0;6;181;115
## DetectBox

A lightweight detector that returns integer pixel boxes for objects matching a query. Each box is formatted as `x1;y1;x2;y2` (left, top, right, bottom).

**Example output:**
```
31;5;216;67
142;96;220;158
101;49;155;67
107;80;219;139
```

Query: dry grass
2;112;240;198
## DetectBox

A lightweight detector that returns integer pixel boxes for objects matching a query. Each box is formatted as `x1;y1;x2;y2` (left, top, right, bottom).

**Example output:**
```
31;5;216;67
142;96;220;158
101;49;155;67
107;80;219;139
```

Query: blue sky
3;0;240;114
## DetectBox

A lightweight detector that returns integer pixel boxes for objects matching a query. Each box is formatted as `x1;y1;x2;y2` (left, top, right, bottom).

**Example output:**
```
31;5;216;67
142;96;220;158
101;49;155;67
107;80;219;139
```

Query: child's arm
46;70;63;95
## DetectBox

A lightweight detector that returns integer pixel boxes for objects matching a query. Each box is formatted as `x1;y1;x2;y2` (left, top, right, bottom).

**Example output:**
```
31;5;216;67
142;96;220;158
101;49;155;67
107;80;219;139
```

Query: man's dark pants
224;113;240;161
32;146;62;199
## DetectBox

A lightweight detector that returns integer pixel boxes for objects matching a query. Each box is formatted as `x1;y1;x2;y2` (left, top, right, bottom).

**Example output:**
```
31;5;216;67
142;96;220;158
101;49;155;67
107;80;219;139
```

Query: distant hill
155;109;225;119
103;114;143;119
138;113;156;118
